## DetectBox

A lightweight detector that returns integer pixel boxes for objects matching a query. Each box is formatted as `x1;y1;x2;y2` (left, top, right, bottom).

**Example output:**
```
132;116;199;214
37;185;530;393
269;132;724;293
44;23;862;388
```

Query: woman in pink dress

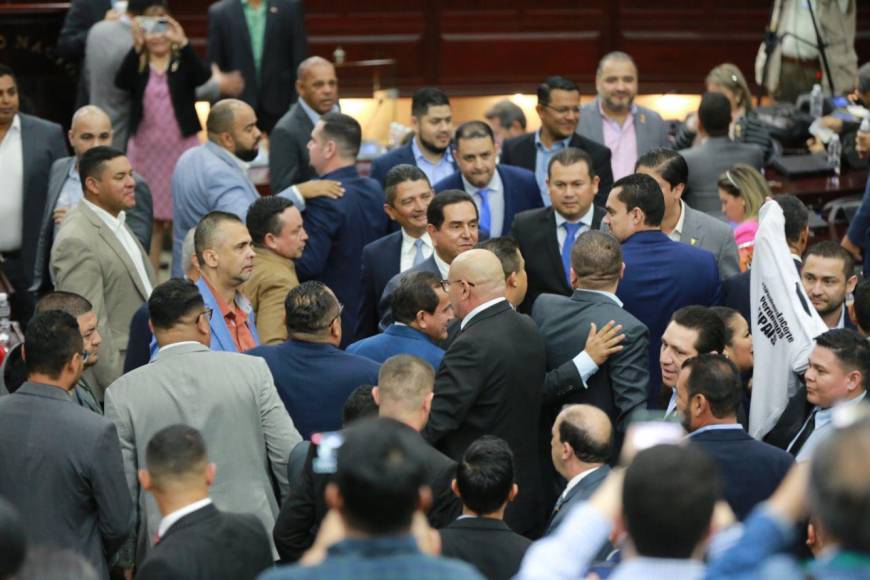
116;10;210;273
717;164;768;272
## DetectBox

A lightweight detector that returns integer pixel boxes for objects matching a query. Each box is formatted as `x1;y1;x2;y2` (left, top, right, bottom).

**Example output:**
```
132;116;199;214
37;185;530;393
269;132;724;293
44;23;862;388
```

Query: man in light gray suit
681;92;764;219
636;148;740;279
31;106;153;296
0;311;132;580
577;52;670;181
104;278;301;564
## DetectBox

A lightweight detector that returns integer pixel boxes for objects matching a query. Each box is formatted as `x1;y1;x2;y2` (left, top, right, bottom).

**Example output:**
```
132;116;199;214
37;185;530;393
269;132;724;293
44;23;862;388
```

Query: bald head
551;404;613;478
447;249;506;318
297;56;334;80
206;99;251;136
69;106;113;159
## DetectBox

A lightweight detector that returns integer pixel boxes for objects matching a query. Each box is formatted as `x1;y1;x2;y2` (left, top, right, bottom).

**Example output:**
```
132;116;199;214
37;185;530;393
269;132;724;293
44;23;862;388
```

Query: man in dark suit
136;425;273;580
356;164;434;340
434;120;542;238
511;147;606;313
31;105;153;296
499;75;612;208
0;65;68;321
207;0;308;132
0;311;132;580
423;249;547;537
605;173;721;408
273;355;461;562
295;113;389;346
269;56;339;193
370;87;457;187
248;282;380;440
440;436;531;580
545;405;612;535
678;354;793;521
532;230;649;432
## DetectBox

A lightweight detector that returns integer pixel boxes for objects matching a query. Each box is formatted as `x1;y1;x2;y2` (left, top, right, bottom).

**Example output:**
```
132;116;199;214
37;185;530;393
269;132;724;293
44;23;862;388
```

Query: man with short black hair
434;120;542;238
135;425;273;580
0;310;132;579
440;436;532;580
801;240;859;330
484;99;526;152
500;76;612;207
677;354;793;520
296;112;389;346
681;92;764;218
348;271;452;369
241;196;308;344
477;237;528;308
606;173;721;408
248;281;380;439
370;87;457;187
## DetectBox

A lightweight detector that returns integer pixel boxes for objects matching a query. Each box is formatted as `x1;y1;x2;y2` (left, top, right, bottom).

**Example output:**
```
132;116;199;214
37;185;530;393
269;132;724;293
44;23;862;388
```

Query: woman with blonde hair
718;163;769;271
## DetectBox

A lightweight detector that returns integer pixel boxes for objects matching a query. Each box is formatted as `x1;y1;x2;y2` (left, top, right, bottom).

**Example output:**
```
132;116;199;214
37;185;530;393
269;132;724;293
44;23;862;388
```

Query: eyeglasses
201;307;214;321
80;350;90;364
440;279;477;292
543;104;581;116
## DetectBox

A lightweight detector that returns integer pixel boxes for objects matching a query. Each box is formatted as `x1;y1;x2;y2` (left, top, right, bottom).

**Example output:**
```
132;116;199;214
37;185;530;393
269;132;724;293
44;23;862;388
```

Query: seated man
677;354;793;520
347;271;453;370
440;436;532;580
247;281;380;440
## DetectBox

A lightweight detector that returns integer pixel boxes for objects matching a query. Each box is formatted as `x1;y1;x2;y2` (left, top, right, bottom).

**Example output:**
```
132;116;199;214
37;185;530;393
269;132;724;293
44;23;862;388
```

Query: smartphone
139;16;169;34
311;431;344;474
626;420;685;453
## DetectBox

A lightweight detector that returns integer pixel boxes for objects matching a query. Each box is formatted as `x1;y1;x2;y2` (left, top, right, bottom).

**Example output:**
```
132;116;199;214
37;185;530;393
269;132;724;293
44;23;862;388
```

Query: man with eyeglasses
105;277;301;568
248;281;380;440
500;75;613;208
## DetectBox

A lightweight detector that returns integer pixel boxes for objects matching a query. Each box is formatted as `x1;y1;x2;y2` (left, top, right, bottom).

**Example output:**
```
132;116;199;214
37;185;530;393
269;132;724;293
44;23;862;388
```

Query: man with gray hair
578;51;670;180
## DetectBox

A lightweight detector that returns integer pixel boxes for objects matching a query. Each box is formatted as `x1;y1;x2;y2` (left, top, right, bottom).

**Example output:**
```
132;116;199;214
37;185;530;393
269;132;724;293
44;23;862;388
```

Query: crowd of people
1;1;869;579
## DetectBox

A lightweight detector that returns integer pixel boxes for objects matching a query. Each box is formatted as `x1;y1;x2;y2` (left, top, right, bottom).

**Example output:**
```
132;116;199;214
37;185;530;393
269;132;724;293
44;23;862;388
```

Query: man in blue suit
369;87;457;188
356;165;434;340
348;271;452;370
434;120;542;239
604;173;721;408
678;354;793;521
843;173;870;277
295;113;389;347
247;282;380;440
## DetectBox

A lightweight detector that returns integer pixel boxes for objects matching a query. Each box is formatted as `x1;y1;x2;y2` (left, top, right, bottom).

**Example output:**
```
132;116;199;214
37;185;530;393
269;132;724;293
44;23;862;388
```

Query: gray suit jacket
680;203;740;280
104;342;302;563
269;102;316;192
0;381;132;580
532;290;648;432
545;465;610;535
31;156;153;294
50;201;157;395
681;137;764;219
578;99;670;157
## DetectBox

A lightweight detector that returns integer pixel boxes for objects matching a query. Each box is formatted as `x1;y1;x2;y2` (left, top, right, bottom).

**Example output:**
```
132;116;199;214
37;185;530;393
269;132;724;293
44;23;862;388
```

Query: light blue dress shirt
55;164;83;237
788;390;866;461
411;138;455;186
534;130;572;207
461;169;505;237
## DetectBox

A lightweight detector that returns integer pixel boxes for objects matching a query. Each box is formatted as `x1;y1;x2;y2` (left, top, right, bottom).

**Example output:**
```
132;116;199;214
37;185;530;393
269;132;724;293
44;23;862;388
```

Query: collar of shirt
612;557;705;580
433;251;451;279
157;498;212;539
158;340;203;354
815;390;867;426
68;161;80;181
202;276;250;321
555;203;595;230
689;423;743;437
328;535;421;559
460;167;503;198
411;137;454;169
460;297;507;330
83;198;127;232
4;113;21;140
673;200;687;239
401;229;432;251
534;129;572;152
298;97;340;128
562;465;603;498
578;288;623;307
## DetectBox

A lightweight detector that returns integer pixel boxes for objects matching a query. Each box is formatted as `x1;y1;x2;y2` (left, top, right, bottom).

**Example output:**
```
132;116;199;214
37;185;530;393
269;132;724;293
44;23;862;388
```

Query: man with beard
370;87;457;187
801;241;859;330
578;52;670;181
434;121;542;238
170;99;342;277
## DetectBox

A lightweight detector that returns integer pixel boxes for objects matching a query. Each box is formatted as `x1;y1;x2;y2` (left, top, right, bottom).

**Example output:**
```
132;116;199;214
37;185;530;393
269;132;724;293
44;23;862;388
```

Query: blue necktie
412;238;425;267
562;222;583;283
477;188;492;235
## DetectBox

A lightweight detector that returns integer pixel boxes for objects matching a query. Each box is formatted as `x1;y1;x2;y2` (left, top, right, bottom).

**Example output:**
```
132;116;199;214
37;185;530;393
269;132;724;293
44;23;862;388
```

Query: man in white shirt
51;146;157;396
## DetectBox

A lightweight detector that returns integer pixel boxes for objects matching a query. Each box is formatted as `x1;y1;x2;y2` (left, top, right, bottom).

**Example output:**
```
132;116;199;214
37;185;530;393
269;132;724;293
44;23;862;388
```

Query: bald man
32;105;153;295
171;99;343;276
423;249;548;538
545;405;612;535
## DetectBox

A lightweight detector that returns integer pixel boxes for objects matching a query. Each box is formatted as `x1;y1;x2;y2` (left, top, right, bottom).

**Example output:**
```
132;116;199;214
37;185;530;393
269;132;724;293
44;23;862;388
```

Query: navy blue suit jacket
355;230;402;340
295;166;389;347
616;231;721;408
247;340;380;440
432;165;543;237
346;323;445;370
846;173;870;276
369;142;458;187
689;427;793;521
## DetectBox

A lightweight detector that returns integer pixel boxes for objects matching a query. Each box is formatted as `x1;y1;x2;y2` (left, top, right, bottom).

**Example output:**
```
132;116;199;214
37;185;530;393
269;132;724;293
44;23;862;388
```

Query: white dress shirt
462;170;505;237
433;251;451;279
555;203;596;253
156;498;213;539
83;199;154;295
666;200;688;243
0;114;24;252
399;229;433;272
460;297;507;331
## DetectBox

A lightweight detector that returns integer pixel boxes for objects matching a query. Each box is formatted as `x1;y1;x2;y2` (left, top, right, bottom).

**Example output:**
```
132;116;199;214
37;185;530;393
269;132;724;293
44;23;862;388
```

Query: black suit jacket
136;504;273;580
356;230;403;340
273;423;461;562
764;384;812;451
440;517;531;580
57;0;112;59
690;428;794;521
423;301;547;537
207;0;308;130
499;132;613;208
544;465;610;535
510;206;605;313
269;102;316;192
722;259;803;330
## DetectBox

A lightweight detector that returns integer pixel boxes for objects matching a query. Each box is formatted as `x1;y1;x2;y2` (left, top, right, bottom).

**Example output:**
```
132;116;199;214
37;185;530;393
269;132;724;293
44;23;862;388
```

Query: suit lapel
588;99;605;144
634;108;652;154
498;167;515;229
679;206;704;248
81;203;152;300
262;0;278;77
45;157;75;221
231;0;256;75
591;206;605;230
539;208;570;293
20;115;42;231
